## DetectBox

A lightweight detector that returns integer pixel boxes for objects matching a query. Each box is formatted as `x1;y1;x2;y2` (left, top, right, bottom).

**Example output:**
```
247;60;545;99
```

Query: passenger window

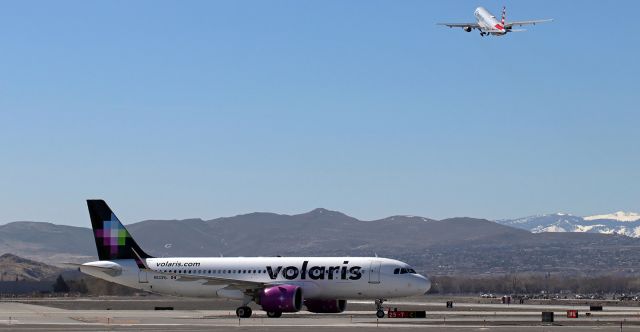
394;268;399;274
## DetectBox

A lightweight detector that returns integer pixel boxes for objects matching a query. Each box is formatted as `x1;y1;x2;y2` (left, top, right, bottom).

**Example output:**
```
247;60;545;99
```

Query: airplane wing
437;22;480;29
505;19;553;27
171;271;267;289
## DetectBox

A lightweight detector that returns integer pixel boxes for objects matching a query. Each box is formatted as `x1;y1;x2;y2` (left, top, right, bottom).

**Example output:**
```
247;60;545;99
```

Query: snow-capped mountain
584;211;640;222
496;212;640;237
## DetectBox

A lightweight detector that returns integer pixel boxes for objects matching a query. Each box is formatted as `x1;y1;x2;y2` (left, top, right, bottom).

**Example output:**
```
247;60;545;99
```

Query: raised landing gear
236;306;252;318
375;299;385;318
266;311;282;318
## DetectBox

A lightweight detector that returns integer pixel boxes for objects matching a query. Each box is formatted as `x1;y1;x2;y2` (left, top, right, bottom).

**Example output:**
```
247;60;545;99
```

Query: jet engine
304;299;347;313
463;26;472;32
259;285;303;313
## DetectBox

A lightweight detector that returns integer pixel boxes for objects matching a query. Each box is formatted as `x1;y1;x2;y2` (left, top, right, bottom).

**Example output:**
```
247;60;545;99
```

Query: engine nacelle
304;299;347;313
259;285;302;313
463;26;472;32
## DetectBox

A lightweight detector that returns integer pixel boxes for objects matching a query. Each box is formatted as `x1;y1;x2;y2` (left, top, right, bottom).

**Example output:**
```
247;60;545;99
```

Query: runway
3;300;640;331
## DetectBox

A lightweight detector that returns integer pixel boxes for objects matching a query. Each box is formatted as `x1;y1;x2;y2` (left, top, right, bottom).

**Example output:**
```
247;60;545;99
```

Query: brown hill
0;253;62;281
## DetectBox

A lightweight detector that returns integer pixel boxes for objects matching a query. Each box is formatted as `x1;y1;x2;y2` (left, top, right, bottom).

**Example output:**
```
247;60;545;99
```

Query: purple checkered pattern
94;213;129;256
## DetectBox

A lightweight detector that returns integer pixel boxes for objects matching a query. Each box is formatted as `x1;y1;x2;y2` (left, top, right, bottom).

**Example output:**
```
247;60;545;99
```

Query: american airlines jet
73;200;431;318
438;6;552;36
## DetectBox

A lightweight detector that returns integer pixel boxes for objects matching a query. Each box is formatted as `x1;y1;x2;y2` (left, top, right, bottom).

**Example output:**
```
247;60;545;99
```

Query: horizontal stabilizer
64;262;122;277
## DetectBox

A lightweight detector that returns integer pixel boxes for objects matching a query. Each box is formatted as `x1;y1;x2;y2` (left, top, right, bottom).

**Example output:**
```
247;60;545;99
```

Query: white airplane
73;200;431;319
438;6;552;36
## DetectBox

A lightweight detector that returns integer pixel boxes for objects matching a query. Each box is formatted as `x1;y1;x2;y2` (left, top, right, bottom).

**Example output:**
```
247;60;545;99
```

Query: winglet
501;6;506;26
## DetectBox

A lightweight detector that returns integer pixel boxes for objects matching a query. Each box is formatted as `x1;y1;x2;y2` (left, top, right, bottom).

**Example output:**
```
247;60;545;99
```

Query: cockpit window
395;267;417;274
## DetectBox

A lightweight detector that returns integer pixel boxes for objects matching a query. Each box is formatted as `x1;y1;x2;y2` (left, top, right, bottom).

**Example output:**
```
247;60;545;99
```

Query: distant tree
52;275;70;293
72;279;89;294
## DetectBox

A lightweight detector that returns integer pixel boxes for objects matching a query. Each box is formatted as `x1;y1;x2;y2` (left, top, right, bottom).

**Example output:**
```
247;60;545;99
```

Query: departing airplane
438;6;552;36
72;200;431;318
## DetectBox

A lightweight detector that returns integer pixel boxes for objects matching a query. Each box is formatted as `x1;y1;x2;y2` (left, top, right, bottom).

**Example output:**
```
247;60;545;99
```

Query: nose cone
417;275;431;295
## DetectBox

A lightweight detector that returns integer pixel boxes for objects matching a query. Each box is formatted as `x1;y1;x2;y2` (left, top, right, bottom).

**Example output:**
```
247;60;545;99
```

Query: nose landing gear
375;299;386;318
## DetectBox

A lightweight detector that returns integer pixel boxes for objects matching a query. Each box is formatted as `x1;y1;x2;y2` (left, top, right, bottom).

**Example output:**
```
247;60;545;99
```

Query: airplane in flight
438;6;552;36
73;200;431;318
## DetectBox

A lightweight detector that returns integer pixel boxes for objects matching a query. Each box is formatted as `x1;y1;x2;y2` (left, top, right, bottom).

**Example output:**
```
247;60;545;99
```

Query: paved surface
2;301;640;331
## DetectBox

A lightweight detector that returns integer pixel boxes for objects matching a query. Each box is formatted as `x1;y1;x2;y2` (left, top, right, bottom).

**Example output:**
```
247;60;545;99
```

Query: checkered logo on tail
94;213;130;256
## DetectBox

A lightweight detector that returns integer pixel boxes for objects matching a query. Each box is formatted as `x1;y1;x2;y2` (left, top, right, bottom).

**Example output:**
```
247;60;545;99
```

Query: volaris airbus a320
71;200;431;319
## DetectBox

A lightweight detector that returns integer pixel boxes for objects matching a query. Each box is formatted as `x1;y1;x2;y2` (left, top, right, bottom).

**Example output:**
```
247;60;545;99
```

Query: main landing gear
235;306;283;318
236;306;252;318
375;299;386;318
266;311;283;318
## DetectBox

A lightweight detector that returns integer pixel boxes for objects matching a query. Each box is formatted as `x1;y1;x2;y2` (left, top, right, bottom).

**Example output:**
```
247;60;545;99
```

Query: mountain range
3;209;640;276
496;211;640;237
0;209;521;263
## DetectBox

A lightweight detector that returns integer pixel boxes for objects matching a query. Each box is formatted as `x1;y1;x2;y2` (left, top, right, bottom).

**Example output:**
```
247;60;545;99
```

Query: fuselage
474;7;506;35
82;256;431;300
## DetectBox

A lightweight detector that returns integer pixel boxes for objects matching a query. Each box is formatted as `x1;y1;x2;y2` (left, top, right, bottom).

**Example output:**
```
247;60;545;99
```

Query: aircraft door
368;261;381;284
138;270;148;283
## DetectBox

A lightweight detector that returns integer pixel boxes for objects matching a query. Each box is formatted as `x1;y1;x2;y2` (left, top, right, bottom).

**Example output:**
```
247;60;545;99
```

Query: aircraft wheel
266;311;282;318
376;309;385;318
236;306;252;318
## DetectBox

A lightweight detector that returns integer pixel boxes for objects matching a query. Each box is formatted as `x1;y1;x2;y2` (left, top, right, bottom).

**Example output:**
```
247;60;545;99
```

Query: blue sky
1;0;639;226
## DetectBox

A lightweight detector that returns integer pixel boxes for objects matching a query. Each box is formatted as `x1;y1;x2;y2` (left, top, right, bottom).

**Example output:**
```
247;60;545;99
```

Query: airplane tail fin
501;6;506;26
87;199;153;261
